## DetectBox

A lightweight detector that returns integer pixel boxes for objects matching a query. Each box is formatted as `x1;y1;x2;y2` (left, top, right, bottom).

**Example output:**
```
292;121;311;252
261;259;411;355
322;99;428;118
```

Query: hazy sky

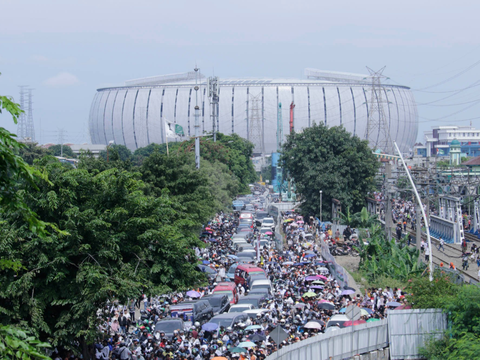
1;0;479;144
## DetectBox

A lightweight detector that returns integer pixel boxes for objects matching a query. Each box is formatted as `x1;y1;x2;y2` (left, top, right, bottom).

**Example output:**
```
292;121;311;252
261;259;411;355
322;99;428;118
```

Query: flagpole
165;121;169;156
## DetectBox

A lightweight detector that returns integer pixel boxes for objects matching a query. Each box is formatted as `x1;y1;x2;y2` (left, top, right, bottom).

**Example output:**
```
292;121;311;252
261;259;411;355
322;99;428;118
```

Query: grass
347;268;408;293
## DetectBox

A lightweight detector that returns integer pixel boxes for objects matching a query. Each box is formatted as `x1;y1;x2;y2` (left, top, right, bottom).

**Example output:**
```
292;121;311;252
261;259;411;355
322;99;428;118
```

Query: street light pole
319;190;323;223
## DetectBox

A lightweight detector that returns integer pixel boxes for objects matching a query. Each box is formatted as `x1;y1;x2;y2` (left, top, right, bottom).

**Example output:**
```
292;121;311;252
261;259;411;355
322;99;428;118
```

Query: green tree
46;144;76;158
0;158;206;359
98;144;132;162
280;123;379;219
17;143;48;165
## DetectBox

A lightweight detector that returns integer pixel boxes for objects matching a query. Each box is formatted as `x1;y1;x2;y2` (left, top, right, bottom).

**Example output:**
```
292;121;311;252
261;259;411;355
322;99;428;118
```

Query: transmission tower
249;94;264;155
17;86;28;139
364;66;393;154
26;88;35;141
208;76;219;142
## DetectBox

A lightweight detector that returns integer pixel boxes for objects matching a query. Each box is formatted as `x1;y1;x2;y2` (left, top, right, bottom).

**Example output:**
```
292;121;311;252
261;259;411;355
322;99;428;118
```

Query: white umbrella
304;321;322;329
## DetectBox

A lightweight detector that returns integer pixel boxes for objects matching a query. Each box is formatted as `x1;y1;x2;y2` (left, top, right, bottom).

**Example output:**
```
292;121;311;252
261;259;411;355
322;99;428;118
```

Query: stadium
89;69;418;154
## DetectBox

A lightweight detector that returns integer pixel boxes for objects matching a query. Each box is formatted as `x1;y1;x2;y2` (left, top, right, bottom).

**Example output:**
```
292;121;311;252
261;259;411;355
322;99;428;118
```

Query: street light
106;140;114;162
319;190;323;223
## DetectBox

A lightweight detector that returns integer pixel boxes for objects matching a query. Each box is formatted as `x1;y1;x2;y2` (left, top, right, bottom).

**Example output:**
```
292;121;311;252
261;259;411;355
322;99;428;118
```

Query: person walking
424;245;430;262
437;237;445;252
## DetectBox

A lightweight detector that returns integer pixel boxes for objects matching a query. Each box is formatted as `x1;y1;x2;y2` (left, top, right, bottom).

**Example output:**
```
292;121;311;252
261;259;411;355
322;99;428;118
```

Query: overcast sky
1;0;479;144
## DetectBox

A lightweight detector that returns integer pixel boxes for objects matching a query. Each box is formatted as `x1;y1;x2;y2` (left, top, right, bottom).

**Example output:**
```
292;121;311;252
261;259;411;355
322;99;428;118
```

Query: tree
98;144;132;162
0;325;51;360
280;123;379;219
46;144;76;158
17;143;48;165
0;158;206;359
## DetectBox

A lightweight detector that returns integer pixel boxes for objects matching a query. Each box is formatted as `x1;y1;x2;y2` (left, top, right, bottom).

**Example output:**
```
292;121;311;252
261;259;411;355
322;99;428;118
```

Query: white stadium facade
89;69;418;154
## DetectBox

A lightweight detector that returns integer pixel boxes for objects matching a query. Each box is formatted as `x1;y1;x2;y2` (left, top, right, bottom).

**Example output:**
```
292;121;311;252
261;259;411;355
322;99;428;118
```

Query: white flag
165;120;175;138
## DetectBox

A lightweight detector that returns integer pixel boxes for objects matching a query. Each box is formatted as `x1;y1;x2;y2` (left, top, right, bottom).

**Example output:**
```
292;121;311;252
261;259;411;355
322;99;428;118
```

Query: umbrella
360;309;370;317
248;333;266;342
318;302;335;310
362;308;374;315
366;318;380;323
297;220;305;224
238;341;256;348
202;260;210;265
305;276;318;281
212;358;228;360
304;254;316;258
343;319;367;327
265;231;273;235
294;303;306;309
341;289;355;296
202;323;218;331
344;286;356;291
290;222;298;227
186;290;201;298
303;291;317;298
339;308;346;313
282;261;294;266
294;262;308;266
394;305;412;310
284;219;295;223
245;325;262;331
205;227;212;230
386;302;402;307
227;255;238;260
310;285;323;289
304;321;322;329
230;347;247;353
312;281;325;285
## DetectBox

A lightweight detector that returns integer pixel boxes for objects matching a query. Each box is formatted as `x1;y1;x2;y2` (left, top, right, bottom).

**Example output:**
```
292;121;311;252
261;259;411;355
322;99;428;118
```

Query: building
449;139;461;165
424;125;480;157
89;69;418;154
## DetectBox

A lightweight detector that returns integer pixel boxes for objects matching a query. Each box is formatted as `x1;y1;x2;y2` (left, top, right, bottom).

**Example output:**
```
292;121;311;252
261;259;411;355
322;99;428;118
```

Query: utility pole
194;68;201;169
208;76;219;142
276;103;283;152
319;190;323;223
26;88;35;141
416;204;422;264
17;86;28;140
385;162;393;241
249;94;264;155
58;128;65;157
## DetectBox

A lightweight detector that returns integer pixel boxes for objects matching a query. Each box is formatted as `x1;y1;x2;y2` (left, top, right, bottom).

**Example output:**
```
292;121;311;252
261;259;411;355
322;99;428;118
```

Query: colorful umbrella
341;289;355;295
229;347;247;353
310;285;323;289
312;280;325;285
238;341;256;348
202;323;218;331
318;302;335;310
303;291;317;298
245;325;262;331
386;302;402;307
343;319;367;327
304;254;316;258
366;318;380;323
360;309;370;317
394;304;412;310
186;290;201;298
362;308;374;315
304;321;322;329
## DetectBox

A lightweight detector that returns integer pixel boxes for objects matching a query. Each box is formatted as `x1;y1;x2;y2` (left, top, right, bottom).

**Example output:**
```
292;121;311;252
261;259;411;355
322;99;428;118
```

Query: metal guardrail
266;319;388;360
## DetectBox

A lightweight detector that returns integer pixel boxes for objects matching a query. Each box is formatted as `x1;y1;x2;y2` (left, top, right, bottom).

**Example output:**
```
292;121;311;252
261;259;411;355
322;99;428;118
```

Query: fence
388;308;447;360
266;319;388;360
320;241;349;289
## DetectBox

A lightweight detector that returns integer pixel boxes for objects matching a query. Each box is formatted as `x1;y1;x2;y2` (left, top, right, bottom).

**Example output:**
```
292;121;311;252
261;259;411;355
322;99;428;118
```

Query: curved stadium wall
89;75;418;154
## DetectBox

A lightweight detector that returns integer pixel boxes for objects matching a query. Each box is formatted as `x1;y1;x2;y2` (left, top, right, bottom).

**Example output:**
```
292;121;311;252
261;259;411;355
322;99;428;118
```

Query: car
236;252;256;260
243;308;269;318
196;265;217;280
247;287;271;299
238;246;255;253
236;294;268;308
228;304;255;313
235;265;265;286
202;294;230;315
207;313;249;329
250;279;273;296
226;263;238;280
239;218;253;225
246;273;268;288
255;211;269;226
261;217;275;227
259;227;273;235
154;318;186;339
169;300;214;325
213;283;239;305
326;315;351;328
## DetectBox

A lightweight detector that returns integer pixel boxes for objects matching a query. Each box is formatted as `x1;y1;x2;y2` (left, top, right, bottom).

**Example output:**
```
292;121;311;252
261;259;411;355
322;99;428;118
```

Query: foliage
280;123;379;219
0;92;52;238
260;163;272;183
339;207;377;228
357;224;423;281
419;332;480;360
0;325;51;360
0;158;206;355
46;144;76;158
98;144;132;162
174;132;257;193
405;270;459;309
17;143;48;165
133;143;167;164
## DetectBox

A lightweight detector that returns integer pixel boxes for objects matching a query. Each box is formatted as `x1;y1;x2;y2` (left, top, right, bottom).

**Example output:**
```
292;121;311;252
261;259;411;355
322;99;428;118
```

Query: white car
262;217;275;227
229;304;254;313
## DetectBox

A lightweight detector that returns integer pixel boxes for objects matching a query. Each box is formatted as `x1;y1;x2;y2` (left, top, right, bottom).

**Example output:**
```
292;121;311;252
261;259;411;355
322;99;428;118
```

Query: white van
250;279;273;296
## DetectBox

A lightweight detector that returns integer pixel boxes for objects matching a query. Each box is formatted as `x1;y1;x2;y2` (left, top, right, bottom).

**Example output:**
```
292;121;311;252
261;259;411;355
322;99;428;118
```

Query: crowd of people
82;191;410;360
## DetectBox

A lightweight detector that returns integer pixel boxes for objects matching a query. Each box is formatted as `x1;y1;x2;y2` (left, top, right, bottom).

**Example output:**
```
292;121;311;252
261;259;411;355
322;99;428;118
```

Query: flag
175;124;184;136
165;120;175;138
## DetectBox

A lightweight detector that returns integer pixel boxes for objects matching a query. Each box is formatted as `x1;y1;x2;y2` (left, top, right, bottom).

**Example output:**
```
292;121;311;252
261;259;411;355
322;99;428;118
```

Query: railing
266;319;388;360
